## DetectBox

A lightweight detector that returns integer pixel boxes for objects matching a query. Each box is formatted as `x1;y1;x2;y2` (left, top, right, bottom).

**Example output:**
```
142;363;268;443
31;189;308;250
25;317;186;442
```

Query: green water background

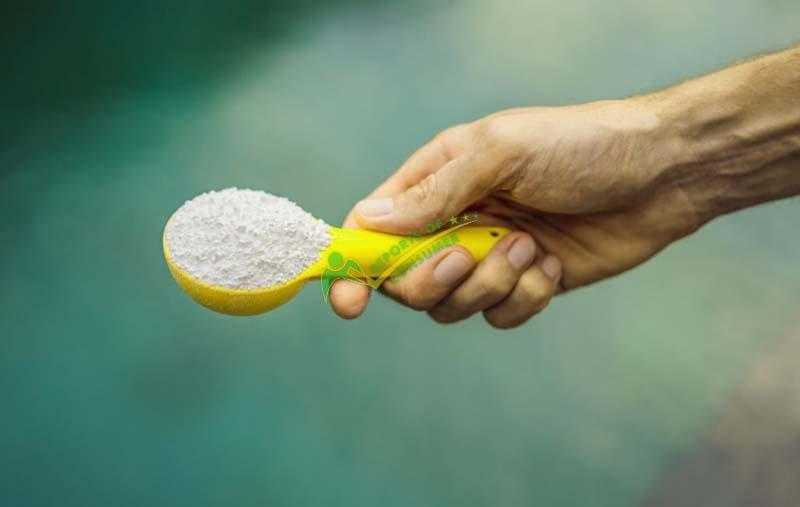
2;1;799;505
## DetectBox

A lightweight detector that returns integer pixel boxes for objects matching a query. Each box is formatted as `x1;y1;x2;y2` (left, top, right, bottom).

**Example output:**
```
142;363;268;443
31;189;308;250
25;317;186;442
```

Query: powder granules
165;188;331;289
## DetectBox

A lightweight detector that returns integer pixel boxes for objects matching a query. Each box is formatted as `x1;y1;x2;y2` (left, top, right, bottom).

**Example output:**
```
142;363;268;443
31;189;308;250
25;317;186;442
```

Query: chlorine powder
164;187;331;289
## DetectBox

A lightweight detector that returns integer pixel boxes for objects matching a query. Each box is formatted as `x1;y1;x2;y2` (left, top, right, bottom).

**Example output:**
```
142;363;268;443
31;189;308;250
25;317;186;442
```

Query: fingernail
433;252;472;287
356;198;393;217
507;238;536;270
542;255;561;280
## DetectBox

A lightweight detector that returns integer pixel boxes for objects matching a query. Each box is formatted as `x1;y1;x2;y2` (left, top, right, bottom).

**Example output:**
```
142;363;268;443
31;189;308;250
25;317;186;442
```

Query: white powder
165;187;331;289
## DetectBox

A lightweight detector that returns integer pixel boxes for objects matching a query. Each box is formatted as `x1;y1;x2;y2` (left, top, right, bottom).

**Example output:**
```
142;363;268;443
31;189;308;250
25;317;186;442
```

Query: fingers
332;228;563;327
427;232;538;323
380;247;476;311
329;125;471;320
482;254;562;329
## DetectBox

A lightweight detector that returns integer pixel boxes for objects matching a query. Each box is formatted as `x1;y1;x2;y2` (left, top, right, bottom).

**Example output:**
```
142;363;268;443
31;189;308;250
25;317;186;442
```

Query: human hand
328;98;708;327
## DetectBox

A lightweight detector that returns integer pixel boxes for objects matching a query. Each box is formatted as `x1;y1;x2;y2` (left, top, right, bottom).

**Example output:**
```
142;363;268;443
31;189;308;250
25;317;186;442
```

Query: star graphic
449;215;459;226
462;212;470;222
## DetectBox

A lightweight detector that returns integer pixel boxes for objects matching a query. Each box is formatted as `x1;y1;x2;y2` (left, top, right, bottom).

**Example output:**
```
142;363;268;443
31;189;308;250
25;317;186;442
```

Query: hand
326;49;800;328
329;97;699;327
329;44;800;329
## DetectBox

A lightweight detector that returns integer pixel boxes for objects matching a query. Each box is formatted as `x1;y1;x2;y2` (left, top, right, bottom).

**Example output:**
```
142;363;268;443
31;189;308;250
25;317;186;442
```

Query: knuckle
407;173;439;206
428;308;459;324
519;271;554;312
477;116;509;147
470;277;492;300
435;126;458;144
437;122;469;138
436;123;472;158
474;117;527;183
473;272;515;304
405;295;433;312
402;173;447;222
443;122;471;137
398;283;436;311
484;310;525;330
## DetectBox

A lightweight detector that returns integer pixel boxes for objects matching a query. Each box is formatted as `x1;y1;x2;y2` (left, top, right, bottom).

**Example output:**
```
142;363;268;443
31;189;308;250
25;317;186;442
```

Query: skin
330;47;800;328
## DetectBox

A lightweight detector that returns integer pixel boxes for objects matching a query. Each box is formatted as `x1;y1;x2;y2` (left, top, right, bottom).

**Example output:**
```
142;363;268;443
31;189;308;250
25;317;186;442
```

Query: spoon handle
325;225;512;285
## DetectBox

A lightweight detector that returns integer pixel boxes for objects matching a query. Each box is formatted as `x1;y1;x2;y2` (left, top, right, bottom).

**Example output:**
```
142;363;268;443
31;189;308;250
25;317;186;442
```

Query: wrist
636;87;735;233
641;50;800;231
608;94;708;238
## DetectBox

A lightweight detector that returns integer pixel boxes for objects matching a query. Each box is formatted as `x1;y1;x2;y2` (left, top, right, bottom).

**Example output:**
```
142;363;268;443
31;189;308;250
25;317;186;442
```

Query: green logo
320;251;380;301
320;213;479;301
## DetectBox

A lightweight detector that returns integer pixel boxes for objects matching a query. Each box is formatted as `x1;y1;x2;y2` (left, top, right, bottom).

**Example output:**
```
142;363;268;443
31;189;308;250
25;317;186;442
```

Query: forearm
648;47;800;227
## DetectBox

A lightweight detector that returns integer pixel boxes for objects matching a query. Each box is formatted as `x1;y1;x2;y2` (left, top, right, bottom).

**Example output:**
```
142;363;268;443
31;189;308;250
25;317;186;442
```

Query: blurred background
2;1;799;506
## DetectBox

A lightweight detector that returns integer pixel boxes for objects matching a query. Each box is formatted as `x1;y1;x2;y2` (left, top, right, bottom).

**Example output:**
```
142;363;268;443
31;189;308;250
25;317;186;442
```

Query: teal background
2;1;799;506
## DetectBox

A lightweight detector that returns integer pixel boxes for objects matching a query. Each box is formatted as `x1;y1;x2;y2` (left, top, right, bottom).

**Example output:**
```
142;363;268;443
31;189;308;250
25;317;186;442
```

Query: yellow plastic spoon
163;217;510;316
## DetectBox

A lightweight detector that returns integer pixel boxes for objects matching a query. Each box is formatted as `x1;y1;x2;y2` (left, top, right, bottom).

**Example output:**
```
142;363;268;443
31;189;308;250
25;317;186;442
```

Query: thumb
354;156;498;235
